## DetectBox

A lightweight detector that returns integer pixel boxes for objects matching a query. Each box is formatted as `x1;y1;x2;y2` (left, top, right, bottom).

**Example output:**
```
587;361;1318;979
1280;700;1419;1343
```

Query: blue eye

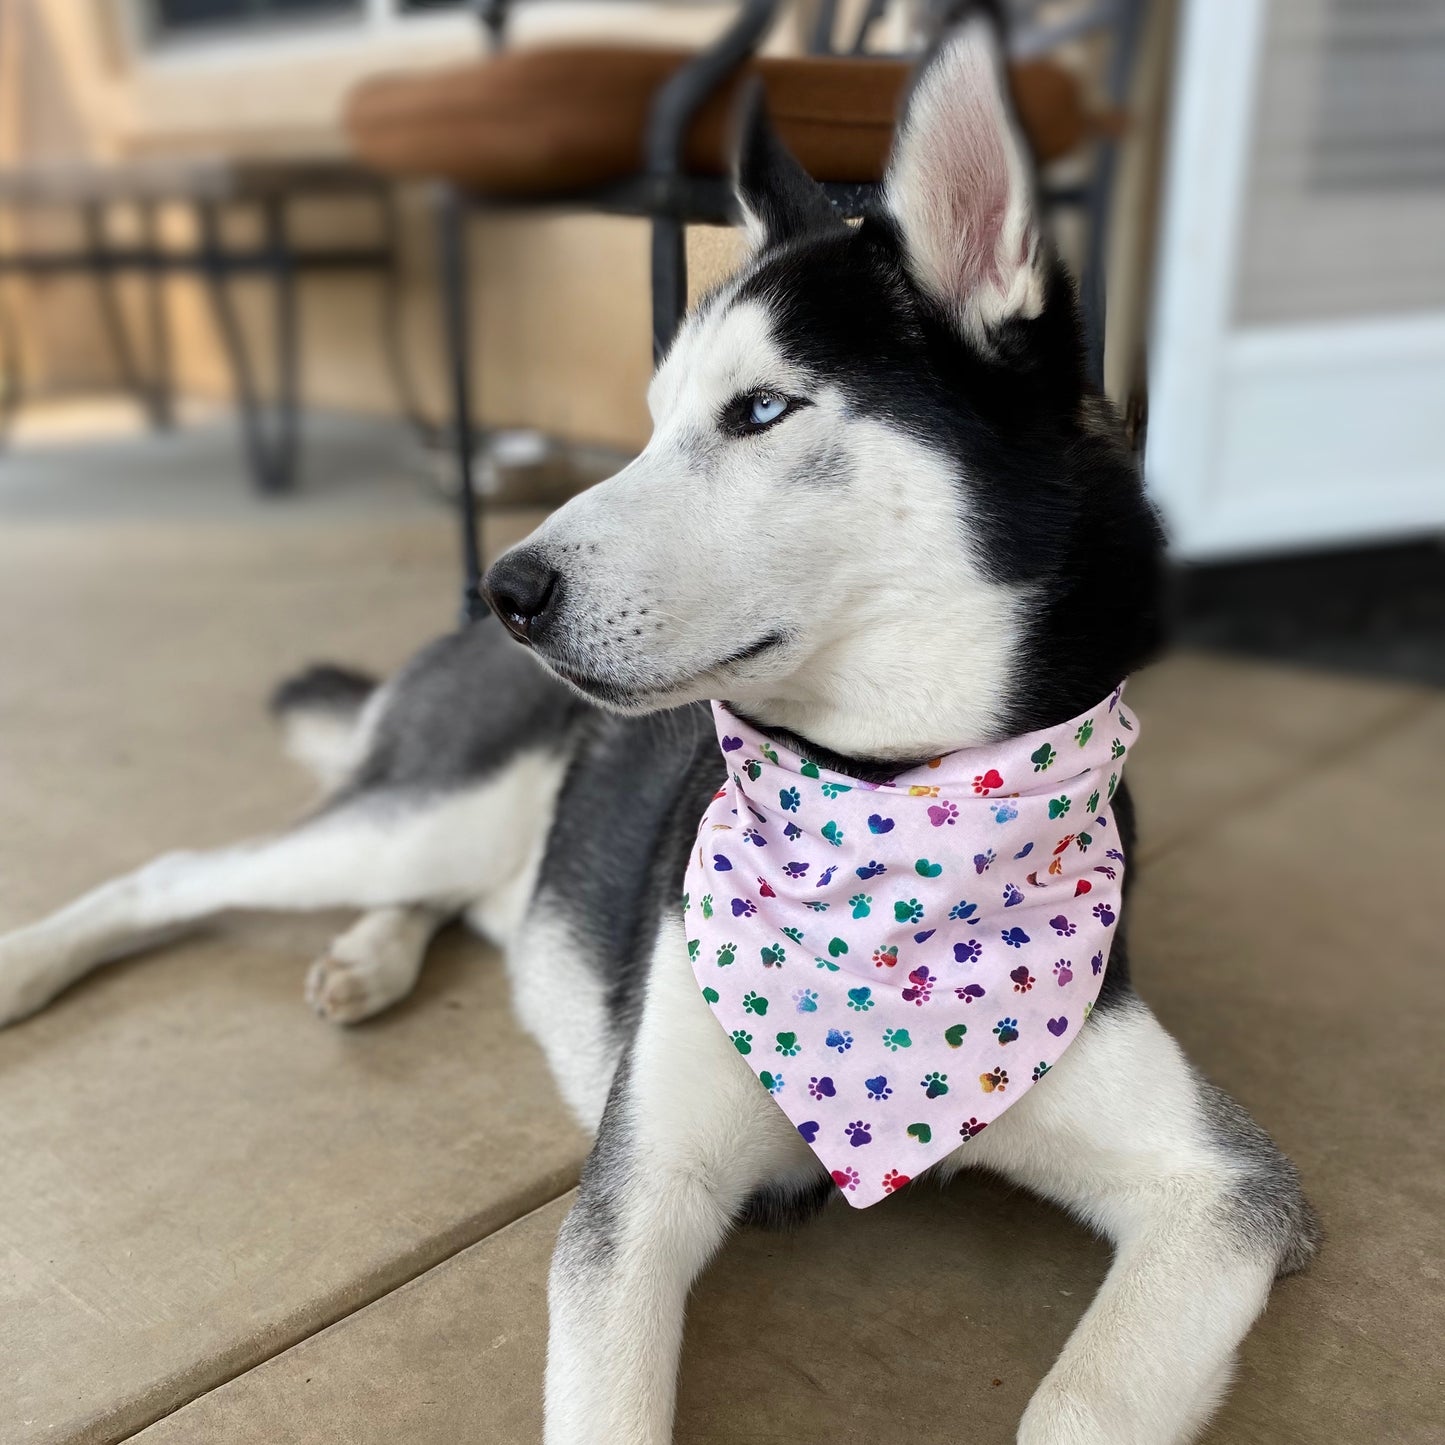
748;392;789;427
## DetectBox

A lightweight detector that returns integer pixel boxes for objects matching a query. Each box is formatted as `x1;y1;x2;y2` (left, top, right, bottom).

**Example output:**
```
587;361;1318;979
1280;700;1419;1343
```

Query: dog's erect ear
883;17;1047;342
733;79;845;251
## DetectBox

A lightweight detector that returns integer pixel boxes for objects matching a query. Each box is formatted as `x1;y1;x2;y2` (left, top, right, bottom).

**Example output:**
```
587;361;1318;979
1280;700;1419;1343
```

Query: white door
1145;0;1445;560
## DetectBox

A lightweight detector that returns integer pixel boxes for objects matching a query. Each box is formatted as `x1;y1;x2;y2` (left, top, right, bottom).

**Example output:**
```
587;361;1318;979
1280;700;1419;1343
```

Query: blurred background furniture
346;0;1147;618
0;158;419;493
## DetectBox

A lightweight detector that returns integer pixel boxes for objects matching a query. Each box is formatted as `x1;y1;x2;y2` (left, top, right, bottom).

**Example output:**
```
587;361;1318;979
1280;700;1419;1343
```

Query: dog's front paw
304;950;405;1025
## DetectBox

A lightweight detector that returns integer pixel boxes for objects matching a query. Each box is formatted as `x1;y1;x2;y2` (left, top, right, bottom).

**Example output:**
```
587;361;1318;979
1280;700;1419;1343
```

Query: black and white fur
0;21;1314;1443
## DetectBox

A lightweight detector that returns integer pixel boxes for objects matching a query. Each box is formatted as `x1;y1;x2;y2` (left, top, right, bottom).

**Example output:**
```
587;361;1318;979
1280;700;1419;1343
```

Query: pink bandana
683;688;1136;1207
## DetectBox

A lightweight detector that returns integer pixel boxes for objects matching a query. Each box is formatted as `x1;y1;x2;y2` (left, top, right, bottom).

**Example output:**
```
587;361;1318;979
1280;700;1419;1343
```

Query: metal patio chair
345;0;1145;620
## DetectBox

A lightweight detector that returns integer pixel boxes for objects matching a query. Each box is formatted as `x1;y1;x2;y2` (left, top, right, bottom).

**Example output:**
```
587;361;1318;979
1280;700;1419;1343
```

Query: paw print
820;780;851;799
990;801;1019;824
894;898;925;924
1053;959;1073;986
1002;883;1024;907
1106;848;1126;864
1031;1061;1051;1082
850;893;872;919
820;821;844;847
804;900;830;913
831;1166;860;1192
1092;902;1116;927
792;987;819;1013
687;938;700;960
759;1070;784;1094
855;860;887;880
1001;926;1030;948
808;1075;836;1099
742;827;767;847
1031;742;1056;772
1108;772;1119;799
716;941;736;966
781;925;804;944
825;1027;854;1053
1086;789;1101;814
920;1070;949;1098
1075;719;1094;746
953;939;982;966
1090;950;1104;976
844;1120;872;1147
955;983;986;1003
972;768;1003;795
681;891;690;913
1111;738;1126;760
1048;796;1071;820
872;945;899;968
782;860;809;879
846;986;875;1013
959;1117;988;1139
973;849;996;875
730;1030;753;1055
1010;966;1035;993
882;1169;910;1194
742;991;769;1016
1049;914;1076;937
929;800;959;827
979;1067;1009;1093
700;894;713;919
760;943;786;968
949;899;978;922
901;966;935;1005
779;786;801;813
993;1017;1019;1044
1094;864;1117;880
865;1074;892;1101
816;865;838;887
882;1027;913;1051
774;1032;801;1057
731;898;756;919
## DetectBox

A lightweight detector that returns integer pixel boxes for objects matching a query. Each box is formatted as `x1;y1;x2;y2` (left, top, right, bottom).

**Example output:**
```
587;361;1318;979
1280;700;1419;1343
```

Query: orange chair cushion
345;45;1098;197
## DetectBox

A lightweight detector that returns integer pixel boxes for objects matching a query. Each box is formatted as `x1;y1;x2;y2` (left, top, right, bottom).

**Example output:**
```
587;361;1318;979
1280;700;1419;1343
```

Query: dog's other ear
733;78;844;251
883;16;1047;343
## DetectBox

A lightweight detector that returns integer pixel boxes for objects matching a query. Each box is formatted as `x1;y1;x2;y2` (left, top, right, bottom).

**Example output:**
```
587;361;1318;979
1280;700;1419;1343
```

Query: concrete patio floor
1;425;1440;1443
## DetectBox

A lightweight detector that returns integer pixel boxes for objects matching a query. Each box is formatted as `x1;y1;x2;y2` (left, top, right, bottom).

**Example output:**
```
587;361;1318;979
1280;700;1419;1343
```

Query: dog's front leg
964;998;1317;1445
545;916;818;1445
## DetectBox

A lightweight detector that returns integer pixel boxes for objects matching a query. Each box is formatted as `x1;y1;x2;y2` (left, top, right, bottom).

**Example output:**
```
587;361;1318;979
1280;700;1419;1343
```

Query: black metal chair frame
438;0;1145;622
0;169;426;494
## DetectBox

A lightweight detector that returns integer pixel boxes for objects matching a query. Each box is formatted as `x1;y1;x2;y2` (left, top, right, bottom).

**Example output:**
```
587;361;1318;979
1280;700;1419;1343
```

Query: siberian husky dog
0;20;1314;1444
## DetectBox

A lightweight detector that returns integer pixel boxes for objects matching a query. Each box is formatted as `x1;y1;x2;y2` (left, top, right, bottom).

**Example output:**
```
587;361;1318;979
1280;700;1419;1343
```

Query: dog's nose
482;549;561;645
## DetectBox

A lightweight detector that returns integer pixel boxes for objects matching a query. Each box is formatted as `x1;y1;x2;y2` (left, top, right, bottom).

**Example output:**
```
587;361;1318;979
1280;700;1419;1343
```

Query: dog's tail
268;663;381;792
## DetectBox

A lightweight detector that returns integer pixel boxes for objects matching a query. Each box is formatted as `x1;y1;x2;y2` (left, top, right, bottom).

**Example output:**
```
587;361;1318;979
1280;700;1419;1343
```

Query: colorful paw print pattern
686;686;1136;1209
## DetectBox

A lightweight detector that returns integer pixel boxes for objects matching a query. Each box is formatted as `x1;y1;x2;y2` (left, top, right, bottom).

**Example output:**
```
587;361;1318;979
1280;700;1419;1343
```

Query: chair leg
84;202;167;433
435;184;488;624
197;199;297;495
263;196;301;492
650;215;687;365
140;201;174;431
376;187;439;451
